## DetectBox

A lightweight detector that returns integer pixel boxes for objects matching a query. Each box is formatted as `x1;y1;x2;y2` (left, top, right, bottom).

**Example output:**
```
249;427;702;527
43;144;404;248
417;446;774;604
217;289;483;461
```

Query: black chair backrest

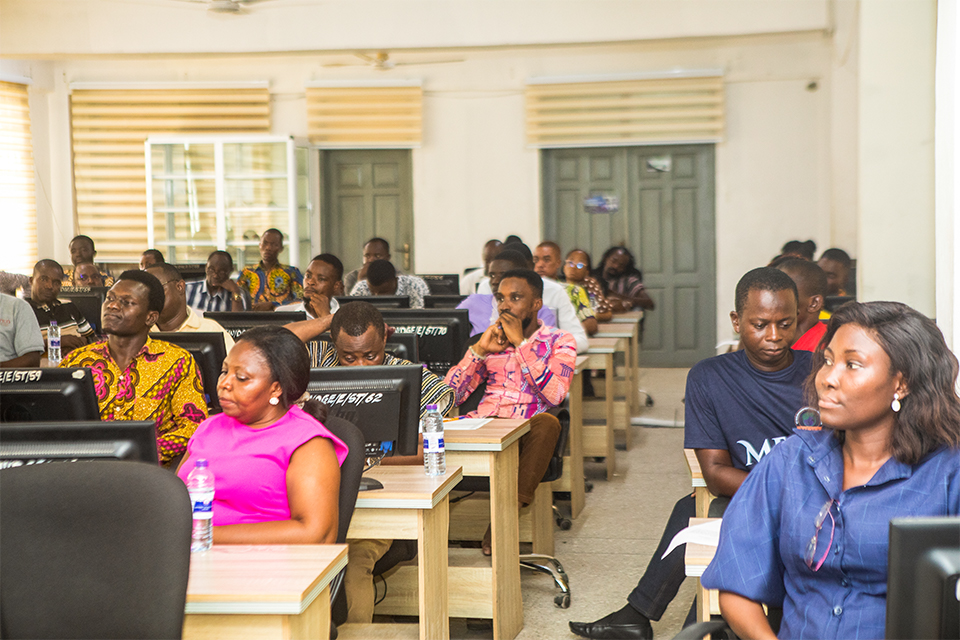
542;407;570;483
0;461;192;639
321;416;365;544
58;287;109;336
424;294;467;309
418;274;460;295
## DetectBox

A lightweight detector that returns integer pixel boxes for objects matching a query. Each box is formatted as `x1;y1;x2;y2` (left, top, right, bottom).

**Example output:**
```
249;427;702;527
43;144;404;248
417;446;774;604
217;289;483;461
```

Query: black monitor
378;309;470;376
170;263;207;281
0;420;159;468
57;286;109;336
424;294;467;309
204;311;306;339
824;295;856;313
0;368;101;423
418;274;460;295
886;516;960;639
335;296;410;310
151;332;227;413
310;332;420;364
307;364;421;491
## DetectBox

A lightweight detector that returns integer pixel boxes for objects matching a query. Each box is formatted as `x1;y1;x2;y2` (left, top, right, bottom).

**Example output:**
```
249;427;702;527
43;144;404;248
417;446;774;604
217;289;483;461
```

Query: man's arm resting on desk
695;448;747;498
1;351;42;368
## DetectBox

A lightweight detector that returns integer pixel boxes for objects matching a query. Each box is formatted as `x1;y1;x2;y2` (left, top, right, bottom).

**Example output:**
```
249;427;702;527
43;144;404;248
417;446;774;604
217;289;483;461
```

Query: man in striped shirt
26;259;95;357
184;250;248;313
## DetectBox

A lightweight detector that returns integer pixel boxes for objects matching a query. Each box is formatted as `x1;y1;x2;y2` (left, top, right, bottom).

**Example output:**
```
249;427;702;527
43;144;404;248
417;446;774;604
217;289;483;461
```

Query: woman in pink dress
178;325;348;544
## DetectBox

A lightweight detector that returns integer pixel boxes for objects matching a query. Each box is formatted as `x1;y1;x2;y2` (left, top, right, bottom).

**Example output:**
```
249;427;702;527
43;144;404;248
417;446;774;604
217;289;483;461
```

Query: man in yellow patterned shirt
237;228;304;310
60;270;207;467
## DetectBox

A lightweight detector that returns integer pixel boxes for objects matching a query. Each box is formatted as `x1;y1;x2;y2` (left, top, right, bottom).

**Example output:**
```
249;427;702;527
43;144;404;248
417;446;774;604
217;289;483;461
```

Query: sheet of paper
443;418;493;430
662;518;723;559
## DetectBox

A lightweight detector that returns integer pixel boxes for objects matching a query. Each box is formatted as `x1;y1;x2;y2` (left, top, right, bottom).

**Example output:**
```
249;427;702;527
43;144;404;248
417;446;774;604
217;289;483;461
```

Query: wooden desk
608;310;644;324
552;354;587;518
684;517;721;623
596;321;641;418
580;337;618;478
183;543;348;640
347;465;463;640
683;449;716;518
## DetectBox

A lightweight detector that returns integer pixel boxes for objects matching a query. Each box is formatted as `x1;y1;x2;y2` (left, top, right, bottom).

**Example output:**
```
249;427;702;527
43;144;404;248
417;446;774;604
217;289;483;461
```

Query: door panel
322;150;413;274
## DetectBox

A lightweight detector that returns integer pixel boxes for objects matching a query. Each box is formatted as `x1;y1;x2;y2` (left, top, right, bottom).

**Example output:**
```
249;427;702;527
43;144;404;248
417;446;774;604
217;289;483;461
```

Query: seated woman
178;325;348;544
562;249;613;322
702;301;960;640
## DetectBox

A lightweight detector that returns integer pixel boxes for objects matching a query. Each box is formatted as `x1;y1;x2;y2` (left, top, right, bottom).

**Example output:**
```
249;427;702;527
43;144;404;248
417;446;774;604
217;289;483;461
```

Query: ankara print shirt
237;262;304;307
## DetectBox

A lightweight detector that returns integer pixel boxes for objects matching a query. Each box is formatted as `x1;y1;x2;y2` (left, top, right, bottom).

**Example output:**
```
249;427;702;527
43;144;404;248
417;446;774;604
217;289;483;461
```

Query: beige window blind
70;86;270;261
0;80;38;274
525;75;724;147
306;84;422;148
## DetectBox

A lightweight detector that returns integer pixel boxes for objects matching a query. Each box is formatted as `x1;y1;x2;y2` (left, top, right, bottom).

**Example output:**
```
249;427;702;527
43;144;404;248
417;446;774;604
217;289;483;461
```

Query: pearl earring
269;396;279;406
891;393;901;413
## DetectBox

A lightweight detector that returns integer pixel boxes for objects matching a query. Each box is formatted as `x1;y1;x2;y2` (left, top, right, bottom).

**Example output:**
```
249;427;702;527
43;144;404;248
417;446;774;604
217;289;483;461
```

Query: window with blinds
525;75;724;148
70;86;270;262
0;80;37;274
306;84;422;148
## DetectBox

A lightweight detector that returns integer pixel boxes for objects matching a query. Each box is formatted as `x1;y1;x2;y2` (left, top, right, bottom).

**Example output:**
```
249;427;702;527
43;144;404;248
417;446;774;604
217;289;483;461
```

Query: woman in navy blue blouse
702;301;960;640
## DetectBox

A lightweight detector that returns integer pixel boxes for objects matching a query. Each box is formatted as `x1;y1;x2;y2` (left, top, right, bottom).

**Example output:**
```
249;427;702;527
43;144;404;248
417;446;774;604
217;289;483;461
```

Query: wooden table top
684;449;707;488
607;311;644;324
356;465;464;509
684;517;719;577
185;544;348;615
444;418;531;452
594;324;636;338
585;337;621;353
574;354;589;373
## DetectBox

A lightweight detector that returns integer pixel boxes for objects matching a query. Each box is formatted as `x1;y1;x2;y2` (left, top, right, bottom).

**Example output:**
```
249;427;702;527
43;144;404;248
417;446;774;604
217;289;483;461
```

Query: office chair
321;416;366;632
0;461;192;640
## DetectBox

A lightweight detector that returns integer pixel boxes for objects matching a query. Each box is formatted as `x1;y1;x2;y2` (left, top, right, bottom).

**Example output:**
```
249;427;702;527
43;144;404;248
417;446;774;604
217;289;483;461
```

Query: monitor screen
886;516;960;640
424;294;467;309
418;274;460;295
378;309;470;376
57;286;109;336
151;332;227;413
307;364;421;458
335;296;410;309
0;420;159;468
0;368;101;423
170;263;207;281
204;311;306;339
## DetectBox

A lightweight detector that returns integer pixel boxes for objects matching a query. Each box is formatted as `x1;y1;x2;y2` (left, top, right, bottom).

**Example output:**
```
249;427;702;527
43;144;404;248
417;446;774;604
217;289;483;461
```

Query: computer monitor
310;331;420;364
204;311;306;339
307;364;421;491
418;274;460;295
0;368;101;423
57;286;109;336
170;263;207;281
378;309;470;376
0;421;159;468
151;332;227;412
335;296;410;309
886;516;960;640
424;294;467;309
824;295;856;313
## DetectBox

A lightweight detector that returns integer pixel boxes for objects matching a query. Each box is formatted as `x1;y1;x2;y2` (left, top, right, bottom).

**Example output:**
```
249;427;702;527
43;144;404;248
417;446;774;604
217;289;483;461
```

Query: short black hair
262;228;284;242
537;241;562;255
70;235;95;250
734;267;799;315
33;259;63;276
312;253;344;281
594;245;643;281
147;262;183;283
330;301;386;342
500;242;533;265
780;240;817;261
141;249;165;263
207;250;234;269
366;260;396;287
365;237;390;253
566;248;593;272
504;235;523;245
776;258;827;298
819;248;852;268
117;269;165;313
489;250;528;270
500;269;543;299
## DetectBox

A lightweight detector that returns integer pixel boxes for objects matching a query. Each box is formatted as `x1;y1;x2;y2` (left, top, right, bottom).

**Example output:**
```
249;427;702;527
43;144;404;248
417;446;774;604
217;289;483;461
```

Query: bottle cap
195;459;209;468
426;404;438;411
50;320;57;326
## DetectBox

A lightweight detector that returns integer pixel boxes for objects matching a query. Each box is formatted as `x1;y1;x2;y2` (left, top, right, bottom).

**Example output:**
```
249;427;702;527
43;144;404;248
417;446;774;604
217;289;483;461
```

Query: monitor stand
359;450;388;492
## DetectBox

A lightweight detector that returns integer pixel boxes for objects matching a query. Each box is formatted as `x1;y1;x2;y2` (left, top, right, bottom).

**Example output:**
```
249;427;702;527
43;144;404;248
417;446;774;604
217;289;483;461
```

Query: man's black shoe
568;617;653;640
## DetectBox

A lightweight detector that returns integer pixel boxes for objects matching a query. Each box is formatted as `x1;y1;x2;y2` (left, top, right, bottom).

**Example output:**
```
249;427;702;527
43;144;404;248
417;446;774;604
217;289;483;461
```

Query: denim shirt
702;429;960;640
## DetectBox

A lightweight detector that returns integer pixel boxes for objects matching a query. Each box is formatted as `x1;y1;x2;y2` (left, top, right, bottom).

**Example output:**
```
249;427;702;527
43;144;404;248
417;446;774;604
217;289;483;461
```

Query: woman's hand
718;592;778;640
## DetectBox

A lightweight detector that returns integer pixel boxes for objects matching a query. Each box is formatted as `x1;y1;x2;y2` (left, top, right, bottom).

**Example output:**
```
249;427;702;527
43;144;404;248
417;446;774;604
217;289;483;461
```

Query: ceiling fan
322;52;465;71
168;0;274;14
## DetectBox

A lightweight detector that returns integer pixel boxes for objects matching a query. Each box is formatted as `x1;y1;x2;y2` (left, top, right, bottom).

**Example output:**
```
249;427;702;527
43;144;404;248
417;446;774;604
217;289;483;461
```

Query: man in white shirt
280;254;345;342
146;264;235;351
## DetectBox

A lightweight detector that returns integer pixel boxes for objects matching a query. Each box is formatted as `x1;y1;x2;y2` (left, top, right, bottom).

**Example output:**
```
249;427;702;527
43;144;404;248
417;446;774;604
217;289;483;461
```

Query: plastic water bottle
47;321;61;367
187;459;215;552
422;404;446;476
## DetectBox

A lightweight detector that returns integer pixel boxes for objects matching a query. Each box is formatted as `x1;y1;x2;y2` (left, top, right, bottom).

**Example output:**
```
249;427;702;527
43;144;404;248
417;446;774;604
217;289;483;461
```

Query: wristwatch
231;292;243;302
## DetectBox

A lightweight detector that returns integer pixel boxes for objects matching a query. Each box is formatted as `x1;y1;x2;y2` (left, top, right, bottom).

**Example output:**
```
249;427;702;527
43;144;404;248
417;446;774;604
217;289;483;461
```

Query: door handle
402;243;410;271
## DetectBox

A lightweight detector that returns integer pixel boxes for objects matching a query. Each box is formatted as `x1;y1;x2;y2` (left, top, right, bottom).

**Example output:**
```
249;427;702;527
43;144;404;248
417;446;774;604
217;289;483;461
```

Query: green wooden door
321;150;414;274
542;145;716;367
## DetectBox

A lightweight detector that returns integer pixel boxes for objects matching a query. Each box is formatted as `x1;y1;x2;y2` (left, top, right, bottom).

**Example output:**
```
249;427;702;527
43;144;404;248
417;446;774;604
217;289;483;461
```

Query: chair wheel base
555;593;571;608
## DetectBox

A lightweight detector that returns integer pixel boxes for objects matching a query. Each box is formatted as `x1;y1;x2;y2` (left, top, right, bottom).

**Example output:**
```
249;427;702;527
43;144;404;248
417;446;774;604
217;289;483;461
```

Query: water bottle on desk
422;404;446;476
187;459;215;552
47;321;61;367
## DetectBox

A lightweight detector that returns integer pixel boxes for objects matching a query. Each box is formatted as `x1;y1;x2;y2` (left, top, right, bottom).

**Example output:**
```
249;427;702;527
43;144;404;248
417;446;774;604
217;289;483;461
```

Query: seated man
145;263;235;352
593;246;655;312
237;228;304;310
817;247;853;297
0;292;44;368
776;257;828;351
460;238;502;295
343;237;406;293
72;262;105;288
445;269;577;553
535;241;598;335
64;235;114;287
60;270;208;467
350;259;430;309
139;249;165;270
185;250;247;313
277;253;344;322
0;271;31;297
569;267;812;640
303;301;455;623
25;259;95;358
458;249;556;336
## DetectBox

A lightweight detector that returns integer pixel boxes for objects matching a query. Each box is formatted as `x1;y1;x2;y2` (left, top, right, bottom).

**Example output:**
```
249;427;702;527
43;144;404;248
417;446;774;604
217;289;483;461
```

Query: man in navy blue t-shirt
570;267;813;640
